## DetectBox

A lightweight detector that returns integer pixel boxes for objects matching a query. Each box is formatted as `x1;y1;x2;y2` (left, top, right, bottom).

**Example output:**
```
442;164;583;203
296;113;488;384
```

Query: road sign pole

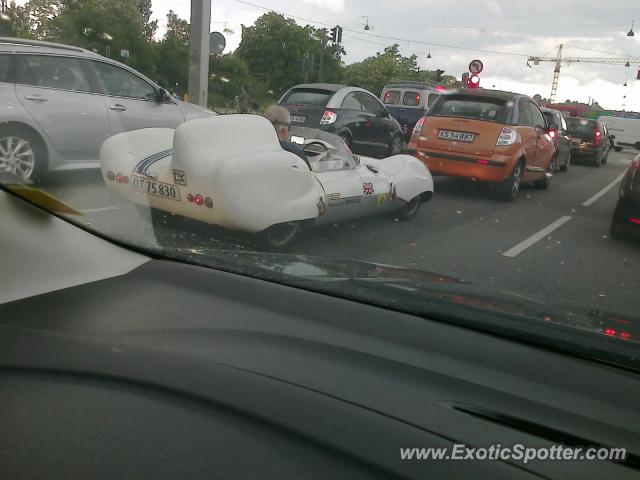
188;0;211;107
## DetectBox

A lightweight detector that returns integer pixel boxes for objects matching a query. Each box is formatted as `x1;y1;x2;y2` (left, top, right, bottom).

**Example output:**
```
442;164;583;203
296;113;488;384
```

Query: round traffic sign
209;32;226;55
468;59;483;74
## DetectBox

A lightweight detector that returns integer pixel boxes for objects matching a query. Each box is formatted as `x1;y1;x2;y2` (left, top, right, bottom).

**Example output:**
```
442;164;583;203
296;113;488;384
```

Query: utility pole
188;0;211;107
318;29;326;83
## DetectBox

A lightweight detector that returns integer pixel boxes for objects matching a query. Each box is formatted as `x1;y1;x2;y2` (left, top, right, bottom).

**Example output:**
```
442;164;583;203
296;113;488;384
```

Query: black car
279;83;403;157
565;117;612;167
610;149;640;240
541;108;572;172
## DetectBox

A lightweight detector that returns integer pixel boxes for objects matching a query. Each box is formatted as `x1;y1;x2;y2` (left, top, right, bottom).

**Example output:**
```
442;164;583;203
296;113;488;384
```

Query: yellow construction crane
528;44;640;102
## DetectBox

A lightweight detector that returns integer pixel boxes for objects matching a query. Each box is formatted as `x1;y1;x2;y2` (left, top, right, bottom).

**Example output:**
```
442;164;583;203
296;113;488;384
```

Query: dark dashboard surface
1;259;639;479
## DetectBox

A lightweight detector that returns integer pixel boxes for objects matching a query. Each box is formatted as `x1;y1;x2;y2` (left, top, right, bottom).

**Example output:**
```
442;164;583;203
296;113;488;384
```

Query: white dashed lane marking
581;171;626;207
502;216;573;258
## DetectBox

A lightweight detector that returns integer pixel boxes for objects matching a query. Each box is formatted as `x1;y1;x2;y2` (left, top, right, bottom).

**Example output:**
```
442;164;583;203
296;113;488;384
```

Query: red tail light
320;110;337;125
194;194;203;206
629;217;640;225
548;130;556;139
413;117;425;137
593;129;602;146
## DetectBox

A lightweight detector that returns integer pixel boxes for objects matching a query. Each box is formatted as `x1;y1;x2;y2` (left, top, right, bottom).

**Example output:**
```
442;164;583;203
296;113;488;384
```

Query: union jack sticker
363;182;375;195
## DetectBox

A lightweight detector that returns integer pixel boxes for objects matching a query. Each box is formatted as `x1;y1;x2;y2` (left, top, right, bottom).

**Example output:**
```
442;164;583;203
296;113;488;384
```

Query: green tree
133;0;157;41
157;10;189;95
236;12;344;96
47;0;158;77
343;45;460;95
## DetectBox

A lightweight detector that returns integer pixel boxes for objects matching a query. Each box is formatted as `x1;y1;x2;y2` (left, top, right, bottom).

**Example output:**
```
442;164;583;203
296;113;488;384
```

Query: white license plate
438;130;475;142
130;175;181;201
291;115;306;123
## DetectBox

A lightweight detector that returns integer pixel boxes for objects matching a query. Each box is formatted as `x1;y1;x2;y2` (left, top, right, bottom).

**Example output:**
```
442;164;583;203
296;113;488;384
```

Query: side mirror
156;88;168;103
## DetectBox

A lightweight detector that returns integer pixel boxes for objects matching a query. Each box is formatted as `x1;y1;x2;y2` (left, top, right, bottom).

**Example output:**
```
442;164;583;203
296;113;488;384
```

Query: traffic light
468;74;480;88
330;26;342;43
436;69;445;82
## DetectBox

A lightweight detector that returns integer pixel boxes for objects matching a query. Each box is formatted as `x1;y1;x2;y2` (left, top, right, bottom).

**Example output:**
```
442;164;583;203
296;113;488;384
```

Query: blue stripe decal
133;149;173;175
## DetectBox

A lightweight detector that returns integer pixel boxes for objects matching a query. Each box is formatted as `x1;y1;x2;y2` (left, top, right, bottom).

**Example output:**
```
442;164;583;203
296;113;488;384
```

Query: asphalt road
39;150;640;317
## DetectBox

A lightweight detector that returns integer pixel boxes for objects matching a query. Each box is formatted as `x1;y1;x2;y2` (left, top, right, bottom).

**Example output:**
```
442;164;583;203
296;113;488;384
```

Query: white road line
581;172;626;207
80;206;120;214
502;216;573;258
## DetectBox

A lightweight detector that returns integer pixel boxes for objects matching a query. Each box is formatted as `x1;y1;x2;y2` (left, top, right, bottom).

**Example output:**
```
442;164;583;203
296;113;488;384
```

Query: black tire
560;151;570;172
593;152;602;167
261;221;301;251
388;135;403;156
609;218;628;240
498;161;523;202
397;195;422;220
614;146;623;152
0;126;47;182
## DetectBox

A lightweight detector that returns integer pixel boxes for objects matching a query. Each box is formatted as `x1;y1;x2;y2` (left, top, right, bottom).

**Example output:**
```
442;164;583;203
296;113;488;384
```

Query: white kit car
100;115;434;248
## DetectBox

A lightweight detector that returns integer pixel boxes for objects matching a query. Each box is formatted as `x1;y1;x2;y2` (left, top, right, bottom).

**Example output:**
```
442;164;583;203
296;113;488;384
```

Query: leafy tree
236;12;344;96
343;44;460;95
156;10;189;95
46;0;158;77
133;0;157;41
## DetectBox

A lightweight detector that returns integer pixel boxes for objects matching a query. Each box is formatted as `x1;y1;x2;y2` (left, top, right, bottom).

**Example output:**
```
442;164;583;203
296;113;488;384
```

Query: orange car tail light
413;117;425;137
496;127;517;146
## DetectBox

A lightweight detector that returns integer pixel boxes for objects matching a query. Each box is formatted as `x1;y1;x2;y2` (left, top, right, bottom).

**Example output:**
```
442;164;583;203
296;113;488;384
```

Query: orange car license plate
438;130;475;142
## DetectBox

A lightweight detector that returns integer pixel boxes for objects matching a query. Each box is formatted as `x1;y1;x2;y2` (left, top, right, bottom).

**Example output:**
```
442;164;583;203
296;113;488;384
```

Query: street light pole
188;0;211;107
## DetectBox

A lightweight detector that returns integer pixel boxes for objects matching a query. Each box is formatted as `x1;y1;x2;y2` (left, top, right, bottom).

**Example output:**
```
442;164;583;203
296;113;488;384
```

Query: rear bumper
571;145;601;156
407;147;512;183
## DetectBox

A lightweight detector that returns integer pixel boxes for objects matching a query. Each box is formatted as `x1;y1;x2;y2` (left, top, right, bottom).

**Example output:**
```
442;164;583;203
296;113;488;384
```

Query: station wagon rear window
383;90;400;105
429;95;508;122
281;89;333;107
565;118;596;139
402;91;420;106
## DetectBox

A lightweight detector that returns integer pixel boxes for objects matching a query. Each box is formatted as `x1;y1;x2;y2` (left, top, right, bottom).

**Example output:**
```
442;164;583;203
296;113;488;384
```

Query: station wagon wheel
262;221;301;251
0;128;45;182
560;151;570;172
389;135;402;156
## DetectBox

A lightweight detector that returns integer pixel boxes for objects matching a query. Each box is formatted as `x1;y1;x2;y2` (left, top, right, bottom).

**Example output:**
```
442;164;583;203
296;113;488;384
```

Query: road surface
39;150;640;317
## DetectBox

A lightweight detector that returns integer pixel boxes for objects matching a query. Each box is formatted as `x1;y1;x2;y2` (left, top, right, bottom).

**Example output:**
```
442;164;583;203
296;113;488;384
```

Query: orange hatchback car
408;89;555;201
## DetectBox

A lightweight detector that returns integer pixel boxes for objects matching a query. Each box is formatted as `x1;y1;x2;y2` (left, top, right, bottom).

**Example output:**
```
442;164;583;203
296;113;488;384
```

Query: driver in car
264;104;312;170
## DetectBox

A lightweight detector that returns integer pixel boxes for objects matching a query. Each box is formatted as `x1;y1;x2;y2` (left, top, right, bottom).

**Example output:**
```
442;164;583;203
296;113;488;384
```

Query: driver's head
264;104;291;142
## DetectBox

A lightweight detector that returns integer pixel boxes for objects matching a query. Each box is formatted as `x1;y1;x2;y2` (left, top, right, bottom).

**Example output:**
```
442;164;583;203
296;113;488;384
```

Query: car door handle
109;104;127;112
24;95;48;103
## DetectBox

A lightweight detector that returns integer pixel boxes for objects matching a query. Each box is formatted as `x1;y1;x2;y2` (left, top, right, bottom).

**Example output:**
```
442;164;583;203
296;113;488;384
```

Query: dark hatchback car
541;108;571;172
565;117;612;167
279;83;403;157
610;149;640;240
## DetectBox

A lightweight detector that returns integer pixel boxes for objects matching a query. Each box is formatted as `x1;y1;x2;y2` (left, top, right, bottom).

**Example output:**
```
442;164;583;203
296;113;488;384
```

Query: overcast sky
18;0;640;110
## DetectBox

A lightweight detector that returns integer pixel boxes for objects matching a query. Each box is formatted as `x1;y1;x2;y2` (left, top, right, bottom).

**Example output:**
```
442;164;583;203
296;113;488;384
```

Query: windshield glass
1;0;639;367
566;117;597;138
429;95;508;122
280;88;333;107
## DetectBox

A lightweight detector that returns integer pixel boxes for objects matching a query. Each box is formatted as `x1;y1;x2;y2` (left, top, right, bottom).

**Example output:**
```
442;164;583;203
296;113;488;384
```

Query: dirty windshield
1;0;639;360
